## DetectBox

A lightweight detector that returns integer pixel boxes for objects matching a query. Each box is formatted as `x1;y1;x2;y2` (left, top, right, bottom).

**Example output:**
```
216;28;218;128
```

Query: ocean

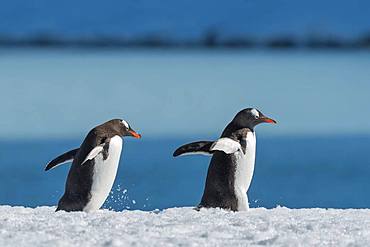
0;48;370;210
1;136;370;211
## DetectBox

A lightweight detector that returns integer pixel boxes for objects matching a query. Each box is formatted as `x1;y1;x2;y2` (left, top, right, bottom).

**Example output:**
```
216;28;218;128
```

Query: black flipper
80;141;110;165
239;138;247;155
173;141;214;157
45;148;79;171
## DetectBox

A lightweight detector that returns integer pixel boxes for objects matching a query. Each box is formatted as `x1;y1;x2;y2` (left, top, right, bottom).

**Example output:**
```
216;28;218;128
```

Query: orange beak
260;117;277;124
129;129;142;139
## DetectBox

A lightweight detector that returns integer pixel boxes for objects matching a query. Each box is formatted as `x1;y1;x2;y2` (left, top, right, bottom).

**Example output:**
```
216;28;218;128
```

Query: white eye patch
251;109;259;118
121;119;129;129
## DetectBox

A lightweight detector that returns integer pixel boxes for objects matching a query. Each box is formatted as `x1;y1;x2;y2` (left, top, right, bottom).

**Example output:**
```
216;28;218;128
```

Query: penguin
45;119;141;212
173;108;276;211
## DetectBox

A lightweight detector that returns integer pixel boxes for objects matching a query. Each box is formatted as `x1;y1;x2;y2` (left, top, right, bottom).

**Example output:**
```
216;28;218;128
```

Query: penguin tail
173;141;214;157
45;148;79;171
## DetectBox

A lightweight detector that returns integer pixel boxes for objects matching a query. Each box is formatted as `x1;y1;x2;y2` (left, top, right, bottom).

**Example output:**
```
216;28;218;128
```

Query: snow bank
0;206;369;247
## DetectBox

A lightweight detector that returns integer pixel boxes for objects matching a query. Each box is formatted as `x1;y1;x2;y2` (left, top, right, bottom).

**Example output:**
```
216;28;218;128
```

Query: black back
199;152;238;210
199;128;250;211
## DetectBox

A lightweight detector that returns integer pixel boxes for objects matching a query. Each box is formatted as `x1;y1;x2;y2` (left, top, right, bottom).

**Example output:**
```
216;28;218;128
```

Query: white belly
83;136;123;212
234;132;256;211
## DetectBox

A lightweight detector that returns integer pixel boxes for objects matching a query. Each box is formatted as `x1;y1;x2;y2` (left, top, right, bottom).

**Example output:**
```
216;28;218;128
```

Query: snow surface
1;206;370;246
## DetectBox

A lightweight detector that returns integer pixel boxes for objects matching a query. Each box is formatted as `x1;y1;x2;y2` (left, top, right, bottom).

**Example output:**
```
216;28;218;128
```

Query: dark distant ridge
1;33;370;49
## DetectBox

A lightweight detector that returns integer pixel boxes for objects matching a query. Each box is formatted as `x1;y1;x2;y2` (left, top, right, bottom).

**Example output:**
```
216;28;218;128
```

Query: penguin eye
250;109;259;119
121;119;129;129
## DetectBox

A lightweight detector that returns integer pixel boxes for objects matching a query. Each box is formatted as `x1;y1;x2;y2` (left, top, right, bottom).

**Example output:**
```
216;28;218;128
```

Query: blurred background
0;0;370;210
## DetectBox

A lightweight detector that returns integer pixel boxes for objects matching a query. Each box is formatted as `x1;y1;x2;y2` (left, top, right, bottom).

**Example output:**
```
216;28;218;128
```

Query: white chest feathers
83;135;123;212
234;131;256;211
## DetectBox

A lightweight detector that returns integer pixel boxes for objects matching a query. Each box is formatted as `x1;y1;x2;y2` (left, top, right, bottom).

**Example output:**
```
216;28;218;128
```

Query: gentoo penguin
173;108;276;211
45;119;141;212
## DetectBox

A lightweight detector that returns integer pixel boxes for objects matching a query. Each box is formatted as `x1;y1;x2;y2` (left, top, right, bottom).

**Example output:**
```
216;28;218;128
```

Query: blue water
0;49;370;210
1;0;370;38
1;49;370;138
1;136;370;210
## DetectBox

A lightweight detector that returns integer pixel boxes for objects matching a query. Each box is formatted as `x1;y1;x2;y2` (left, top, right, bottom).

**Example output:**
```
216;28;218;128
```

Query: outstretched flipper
173;141;214;157
210;137;243;154
45;148;79;171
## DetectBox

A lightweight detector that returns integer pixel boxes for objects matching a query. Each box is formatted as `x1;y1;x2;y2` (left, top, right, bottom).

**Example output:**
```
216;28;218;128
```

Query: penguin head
232;108;276;130
108;119;142;139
